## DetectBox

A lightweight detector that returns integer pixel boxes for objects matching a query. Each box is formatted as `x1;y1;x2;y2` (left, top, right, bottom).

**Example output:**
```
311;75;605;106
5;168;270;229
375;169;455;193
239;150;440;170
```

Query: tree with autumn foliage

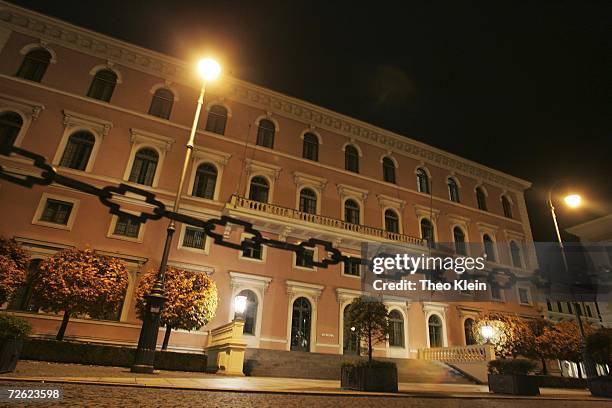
32;248;128;340
0;237;30;304
345;297;390;362
586;328;612;374
135;266;218;350
536;320;596;378
473;312;533;358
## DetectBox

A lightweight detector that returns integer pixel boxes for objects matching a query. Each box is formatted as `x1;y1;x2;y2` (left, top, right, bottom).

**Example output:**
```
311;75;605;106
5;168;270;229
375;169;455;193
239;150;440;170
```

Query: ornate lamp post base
131;288;167;373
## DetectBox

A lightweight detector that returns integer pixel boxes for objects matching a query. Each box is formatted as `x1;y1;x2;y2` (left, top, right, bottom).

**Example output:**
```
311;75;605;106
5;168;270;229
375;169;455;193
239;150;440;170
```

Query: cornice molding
0;1;531;191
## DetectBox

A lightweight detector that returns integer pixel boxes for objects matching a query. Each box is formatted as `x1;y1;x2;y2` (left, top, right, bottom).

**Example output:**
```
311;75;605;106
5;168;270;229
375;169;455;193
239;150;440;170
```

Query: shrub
586;328;612;366
0;313;32;338
488;358;537;375
0;237;30;304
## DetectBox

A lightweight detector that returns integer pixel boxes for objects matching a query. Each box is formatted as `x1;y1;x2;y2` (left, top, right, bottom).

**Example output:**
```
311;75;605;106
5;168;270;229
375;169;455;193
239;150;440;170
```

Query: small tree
473;312;532;358
32;248;128;340
549;320;595;378
345;297;389;362
586;327;612;375
0;237;30;304
135;266;218;350
526;318;555;375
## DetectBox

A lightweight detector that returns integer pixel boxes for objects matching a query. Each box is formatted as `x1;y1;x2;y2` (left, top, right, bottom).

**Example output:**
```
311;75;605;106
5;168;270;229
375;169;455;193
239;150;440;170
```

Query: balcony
227;195;425;246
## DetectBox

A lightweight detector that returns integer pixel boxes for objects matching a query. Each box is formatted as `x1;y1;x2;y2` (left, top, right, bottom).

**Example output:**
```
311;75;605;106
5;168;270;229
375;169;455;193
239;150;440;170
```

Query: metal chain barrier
1;144;608;294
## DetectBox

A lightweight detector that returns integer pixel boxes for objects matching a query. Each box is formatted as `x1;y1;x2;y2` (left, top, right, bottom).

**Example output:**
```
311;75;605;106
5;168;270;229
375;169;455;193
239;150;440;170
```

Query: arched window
502;195;513;218
345;145;359;173
420;218;435;246
510;241;522;268
476;187;487;211
343;305;359;355
290;297;312;352
128;148;158;186
453;226;467;255
299;188;317;214
428;315;443;348
249;176;269;203
382;157;396;183
384;209;399;233
256;119;275;148
464;318;476;345
302;133;319;161
205;105;227;135
483;234;496;262
448;178;460;203
59;131;95;170
389;310;404;347
236;290;258;335
87;69;117;102
416;168;430;194
344;199;360;224
192;163;217;199
16;48;51;82
0;111;23;150
148;88;174;119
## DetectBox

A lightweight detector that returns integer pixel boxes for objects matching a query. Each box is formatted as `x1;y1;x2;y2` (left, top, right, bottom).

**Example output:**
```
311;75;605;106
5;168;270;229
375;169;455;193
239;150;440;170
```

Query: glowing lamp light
197;58;221;81
563;194;582;208
350;326;356;332
481;325;494;342
234;295;247;316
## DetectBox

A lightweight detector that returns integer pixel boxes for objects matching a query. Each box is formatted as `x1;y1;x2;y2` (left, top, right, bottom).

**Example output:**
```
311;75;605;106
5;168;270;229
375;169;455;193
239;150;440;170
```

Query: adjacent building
0;1;543;357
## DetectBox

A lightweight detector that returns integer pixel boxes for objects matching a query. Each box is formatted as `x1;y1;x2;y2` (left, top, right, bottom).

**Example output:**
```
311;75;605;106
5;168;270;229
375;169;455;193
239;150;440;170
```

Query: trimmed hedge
21;338;207;372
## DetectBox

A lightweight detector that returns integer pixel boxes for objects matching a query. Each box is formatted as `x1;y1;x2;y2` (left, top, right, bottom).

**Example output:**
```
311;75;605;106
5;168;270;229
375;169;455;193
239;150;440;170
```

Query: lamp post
546;184;597;379
234;295;247;321
131;58;221;374
481;325;494;345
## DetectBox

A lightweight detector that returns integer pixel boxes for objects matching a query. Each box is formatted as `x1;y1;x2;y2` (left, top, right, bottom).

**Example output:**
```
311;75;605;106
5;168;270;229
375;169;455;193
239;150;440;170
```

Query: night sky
8;0;612;243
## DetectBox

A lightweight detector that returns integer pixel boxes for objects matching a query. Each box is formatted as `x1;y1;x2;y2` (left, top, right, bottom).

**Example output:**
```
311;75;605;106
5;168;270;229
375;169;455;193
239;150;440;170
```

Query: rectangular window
344;258;361;276
586;305;592;318
296;249;315;269
40;199;73;225
242;237;263;260
518;288;530;305
113;214;141;238
183;227;206;250
567;302;573;314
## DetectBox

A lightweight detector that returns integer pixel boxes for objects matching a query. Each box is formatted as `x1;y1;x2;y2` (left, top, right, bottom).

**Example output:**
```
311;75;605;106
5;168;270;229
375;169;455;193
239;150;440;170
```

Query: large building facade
0;2;544;357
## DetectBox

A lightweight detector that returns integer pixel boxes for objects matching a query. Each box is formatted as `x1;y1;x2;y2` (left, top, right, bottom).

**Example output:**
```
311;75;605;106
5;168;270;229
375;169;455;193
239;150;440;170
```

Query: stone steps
244;348;473;384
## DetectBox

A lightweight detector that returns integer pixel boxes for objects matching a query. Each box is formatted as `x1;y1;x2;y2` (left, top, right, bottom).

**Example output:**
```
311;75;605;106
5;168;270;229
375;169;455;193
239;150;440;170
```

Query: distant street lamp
131;58;221;374
547;183;597;379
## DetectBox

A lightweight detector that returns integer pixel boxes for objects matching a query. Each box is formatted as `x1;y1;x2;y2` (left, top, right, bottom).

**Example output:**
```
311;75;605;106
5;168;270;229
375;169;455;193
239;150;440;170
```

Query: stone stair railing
418;344;496;362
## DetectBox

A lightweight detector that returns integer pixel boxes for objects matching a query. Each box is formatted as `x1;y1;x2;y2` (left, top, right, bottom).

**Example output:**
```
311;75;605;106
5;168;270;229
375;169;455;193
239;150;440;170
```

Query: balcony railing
228;195;425;246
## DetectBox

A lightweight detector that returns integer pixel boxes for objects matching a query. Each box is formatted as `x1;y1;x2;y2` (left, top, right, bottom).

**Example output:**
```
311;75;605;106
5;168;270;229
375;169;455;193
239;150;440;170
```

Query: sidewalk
0;361;603;401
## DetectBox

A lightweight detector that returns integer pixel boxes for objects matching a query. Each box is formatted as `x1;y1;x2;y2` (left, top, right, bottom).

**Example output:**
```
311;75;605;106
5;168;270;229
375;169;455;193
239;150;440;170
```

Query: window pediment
293;171;327;192
129;128;174;152
337;183;368;202
63;110;112;138
245;158;281;181
193;145;231;168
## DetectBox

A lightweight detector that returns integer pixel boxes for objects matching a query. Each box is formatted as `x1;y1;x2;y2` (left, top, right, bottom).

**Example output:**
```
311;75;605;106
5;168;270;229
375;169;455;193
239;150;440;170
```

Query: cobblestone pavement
0;381;606;408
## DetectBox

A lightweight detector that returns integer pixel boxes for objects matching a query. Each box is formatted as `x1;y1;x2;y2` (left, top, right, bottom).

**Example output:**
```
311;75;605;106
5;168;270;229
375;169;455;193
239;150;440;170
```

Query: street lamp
131;58;221;374
480;325;494;344
234;295;247;321
547;184;596;379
